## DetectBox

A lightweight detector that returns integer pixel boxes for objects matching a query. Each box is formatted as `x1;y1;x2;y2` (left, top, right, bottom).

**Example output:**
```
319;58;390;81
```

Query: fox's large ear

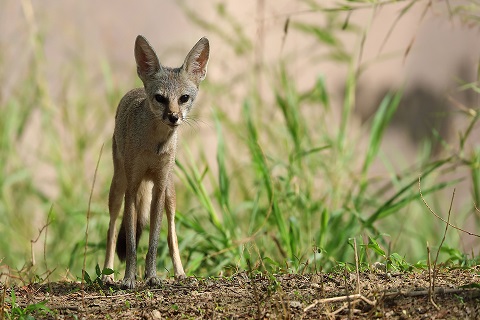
183;37;209;86
134;35;161;82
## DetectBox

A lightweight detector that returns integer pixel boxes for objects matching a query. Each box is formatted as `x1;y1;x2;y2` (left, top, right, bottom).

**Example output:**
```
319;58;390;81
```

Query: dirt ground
2;268;479;319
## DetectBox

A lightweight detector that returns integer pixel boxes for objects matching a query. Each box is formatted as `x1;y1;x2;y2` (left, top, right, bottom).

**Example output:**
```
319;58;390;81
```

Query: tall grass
1;0;479;283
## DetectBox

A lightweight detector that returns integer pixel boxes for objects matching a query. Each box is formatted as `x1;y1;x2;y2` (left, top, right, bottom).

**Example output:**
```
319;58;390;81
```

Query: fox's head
134;35;209;128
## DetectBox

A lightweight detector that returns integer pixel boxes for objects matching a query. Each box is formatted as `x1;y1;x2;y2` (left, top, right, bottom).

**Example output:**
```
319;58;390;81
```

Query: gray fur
103;35;209;289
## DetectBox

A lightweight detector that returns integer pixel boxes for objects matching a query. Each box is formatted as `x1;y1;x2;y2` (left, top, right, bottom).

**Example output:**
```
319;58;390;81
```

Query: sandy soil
2;268;480;319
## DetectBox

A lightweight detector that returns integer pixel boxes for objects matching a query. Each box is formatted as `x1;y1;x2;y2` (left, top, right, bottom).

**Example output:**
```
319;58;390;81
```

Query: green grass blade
356;90;402;206
364;158;454;227
243;100;291;259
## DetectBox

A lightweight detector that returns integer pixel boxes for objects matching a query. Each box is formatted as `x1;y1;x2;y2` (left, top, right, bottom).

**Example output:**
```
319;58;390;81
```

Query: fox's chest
138;148;175;182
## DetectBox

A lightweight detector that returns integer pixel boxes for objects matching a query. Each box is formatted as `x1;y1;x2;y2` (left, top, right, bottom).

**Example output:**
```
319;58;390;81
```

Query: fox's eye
179;94;190;104
154;94;168;104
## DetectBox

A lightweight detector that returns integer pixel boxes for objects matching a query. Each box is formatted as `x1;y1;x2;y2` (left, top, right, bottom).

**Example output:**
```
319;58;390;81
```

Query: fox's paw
120;277;136;290
146;276;161;287
102;274;115;286
175;273;186;280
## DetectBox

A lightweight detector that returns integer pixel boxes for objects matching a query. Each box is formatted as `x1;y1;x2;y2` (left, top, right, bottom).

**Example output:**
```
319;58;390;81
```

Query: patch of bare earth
2;268;479;319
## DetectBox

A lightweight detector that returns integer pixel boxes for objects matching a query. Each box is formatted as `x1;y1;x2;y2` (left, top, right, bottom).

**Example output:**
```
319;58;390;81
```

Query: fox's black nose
168;113;179;124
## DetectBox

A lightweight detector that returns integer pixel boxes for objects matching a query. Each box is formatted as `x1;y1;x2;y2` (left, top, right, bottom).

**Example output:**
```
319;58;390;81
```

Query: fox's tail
116;181;152;262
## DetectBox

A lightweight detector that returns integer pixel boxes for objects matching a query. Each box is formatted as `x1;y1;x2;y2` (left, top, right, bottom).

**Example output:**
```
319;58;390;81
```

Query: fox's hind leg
103;138;126;285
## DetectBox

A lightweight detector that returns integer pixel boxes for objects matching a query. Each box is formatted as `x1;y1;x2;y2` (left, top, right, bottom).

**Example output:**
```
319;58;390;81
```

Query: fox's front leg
121;188;138;290
165;178;185;279
144;186;164;286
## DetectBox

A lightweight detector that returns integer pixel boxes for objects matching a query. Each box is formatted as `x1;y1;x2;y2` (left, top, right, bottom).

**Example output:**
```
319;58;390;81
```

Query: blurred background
1;0;479;282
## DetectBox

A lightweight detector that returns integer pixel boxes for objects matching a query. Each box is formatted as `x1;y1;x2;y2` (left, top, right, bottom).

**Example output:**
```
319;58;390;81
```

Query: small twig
304;293;376;312
419;176;479;237
353;238;360;294
326;303;349;316
472;203;480;217
271;235;287;259
304;286;479;313
426;242;439;310
426;241;431;292
434;189;455;268
43;206;53;271
431;188;455;310
30;216;53;267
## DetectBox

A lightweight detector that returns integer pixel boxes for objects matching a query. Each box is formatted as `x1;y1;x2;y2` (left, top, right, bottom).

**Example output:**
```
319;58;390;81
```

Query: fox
103;35;210;289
